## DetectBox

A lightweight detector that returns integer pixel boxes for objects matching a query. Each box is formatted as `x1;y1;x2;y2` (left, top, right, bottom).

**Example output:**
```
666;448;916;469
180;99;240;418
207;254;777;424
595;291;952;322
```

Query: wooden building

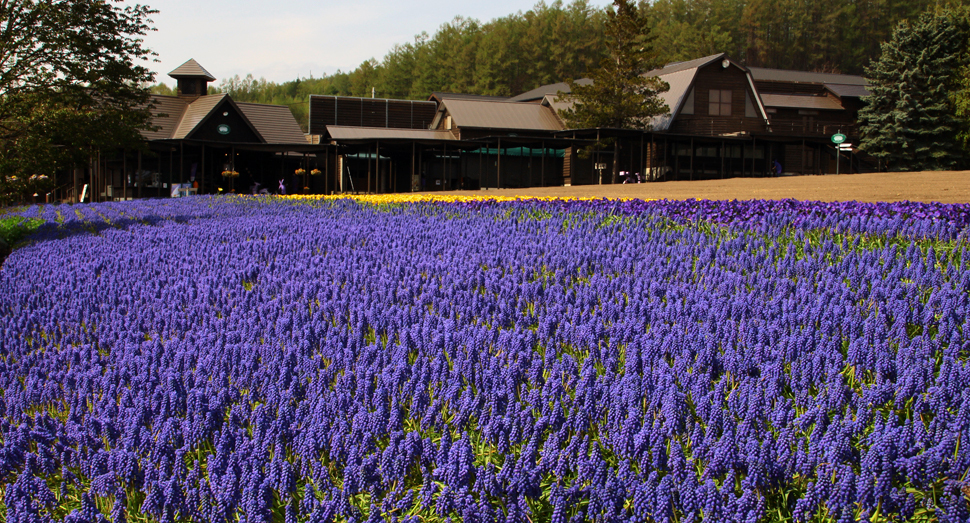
65;53;874;201
106;52;866;200
74;59;323;202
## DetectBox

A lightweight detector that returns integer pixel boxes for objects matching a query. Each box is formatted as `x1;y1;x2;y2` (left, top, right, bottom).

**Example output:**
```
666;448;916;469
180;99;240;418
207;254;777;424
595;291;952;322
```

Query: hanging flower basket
310;169;322;176
295;168;306;175
221;170;239;178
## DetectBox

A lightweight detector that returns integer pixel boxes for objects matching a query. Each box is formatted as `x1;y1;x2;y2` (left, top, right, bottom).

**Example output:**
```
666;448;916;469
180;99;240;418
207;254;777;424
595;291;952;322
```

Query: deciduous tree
0;0;158;201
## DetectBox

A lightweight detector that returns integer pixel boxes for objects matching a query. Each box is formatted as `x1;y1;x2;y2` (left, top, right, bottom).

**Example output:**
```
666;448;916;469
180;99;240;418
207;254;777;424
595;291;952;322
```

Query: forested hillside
150;0;965;131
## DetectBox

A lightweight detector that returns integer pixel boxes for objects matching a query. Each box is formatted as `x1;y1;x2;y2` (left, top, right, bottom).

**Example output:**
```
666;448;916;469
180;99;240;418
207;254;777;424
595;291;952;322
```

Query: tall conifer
859;11;968;171
558;0;669;183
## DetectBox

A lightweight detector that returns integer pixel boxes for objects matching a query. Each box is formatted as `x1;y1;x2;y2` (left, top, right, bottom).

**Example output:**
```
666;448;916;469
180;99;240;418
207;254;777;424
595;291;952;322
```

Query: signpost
594;162;607;185
832;133;847;175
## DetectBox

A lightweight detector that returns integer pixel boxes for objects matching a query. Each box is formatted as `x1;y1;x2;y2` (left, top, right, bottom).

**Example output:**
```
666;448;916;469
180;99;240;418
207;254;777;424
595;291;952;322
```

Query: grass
0;215;43;250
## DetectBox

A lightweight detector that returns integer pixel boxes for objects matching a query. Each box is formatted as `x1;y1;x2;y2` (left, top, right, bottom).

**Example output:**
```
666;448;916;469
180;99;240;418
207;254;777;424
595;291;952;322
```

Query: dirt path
430;171;970;204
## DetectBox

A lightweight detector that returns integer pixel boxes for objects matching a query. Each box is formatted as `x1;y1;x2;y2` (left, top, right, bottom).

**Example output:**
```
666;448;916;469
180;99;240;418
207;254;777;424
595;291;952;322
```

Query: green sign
217;124;230;135
831;133;846;144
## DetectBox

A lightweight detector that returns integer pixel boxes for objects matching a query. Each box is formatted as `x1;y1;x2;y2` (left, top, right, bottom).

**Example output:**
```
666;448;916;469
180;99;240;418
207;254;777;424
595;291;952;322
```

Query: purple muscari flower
2;196;970;520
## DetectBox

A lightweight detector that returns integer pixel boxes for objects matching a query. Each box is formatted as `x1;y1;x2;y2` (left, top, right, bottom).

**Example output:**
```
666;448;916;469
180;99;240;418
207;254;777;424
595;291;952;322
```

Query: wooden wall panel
669;65;766;136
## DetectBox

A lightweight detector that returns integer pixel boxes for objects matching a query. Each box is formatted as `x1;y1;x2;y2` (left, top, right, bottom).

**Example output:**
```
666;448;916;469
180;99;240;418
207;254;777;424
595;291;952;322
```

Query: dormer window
709;90;732;116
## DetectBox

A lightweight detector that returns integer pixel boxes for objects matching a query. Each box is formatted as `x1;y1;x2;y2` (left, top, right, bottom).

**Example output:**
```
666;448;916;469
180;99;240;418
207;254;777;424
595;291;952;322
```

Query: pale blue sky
136;0;613;87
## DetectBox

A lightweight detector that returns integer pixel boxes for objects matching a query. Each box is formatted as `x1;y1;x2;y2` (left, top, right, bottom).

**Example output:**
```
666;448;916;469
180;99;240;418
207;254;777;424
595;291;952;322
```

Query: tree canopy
557;0;668;183
192;0;960;113
0;0;157;202
558;0;668;131
859;10;969;171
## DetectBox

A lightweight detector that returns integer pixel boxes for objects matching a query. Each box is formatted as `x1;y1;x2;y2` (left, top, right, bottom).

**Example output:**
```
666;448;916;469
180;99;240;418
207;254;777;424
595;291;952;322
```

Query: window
709;89;732;116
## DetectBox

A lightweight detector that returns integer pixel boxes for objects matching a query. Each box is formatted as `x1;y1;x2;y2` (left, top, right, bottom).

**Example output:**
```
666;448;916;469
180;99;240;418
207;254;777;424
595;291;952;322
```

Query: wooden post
751;138;756;177
411;142;416;193
137;150;142;199
596;130;602;185
123;149;127;201
201;144;206;195
527;146;533;187
801;139;805;175
180;142;184;185
497;137;502;189
376;141;381;194
689;138;694;181
720;140;725;179
540;141;545;187
662;138;667;181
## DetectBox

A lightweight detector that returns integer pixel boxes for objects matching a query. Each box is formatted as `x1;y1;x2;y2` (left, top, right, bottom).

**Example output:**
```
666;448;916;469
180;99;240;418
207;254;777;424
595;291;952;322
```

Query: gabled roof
236;102;307;144
647;68;700;131
526;54;769;132
510;79;593;102
647;53;727;76
541;94;575;126
141;96;189;140
440;99;563;131
645;54;770;131
825;83;870;99
172;94;229;139
748;67;867;86
761;94;844;111
141;94;307;145
169;59;217;81
429;92;509;103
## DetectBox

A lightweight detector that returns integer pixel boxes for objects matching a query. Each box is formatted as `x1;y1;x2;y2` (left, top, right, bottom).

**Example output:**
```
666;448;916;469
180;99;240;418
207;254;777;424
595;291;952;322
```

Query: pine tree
558;0;669;183
859;11;968;172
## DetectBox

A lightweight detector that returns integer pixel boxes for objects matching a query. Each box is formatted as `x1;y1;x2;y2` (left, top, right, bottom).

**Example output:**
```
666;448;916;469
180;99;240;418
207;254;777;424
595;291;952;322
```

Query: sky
134;0;613;87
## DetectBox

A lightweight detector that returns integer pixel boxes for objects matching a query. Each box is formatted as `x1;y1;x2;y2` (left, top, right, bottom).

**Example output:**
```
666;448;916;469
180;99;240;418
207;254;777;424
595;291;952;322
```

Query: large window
709;89;732;116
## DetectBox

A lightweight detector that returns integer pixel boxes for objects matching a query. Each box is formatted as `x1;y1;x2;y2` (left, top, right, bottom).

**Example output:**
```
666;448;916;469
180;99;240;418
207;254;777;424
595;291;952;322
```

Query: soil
430;171;970;204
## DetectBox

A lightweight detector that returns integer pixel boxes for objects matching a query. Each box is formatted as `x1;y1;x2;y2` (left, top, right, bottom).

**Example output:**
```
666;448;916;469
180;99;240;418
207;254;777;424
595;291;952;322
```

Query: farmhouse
72;54;869;201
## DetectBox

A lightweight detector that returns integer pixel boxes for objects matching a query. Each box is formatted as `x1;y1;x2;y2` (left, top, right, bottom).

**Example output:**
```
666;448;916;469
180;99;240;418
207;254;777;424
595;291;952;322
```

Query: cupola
168;59;216;98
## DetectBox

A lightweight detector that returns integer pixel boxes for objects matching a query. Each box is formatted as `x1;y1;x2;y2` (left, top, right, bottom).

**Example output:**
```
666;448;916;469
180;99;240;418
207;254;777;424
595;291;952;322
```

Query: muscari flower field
1;194;969;523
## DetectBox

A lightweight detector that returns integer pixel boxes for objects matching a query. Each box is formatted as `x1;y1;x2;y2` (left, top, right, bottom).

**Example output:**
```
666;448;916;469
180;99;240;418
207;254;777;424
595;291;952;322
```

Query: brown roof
748;67;866;86
825;83;870;98
172;95;228;139
441;99;563;131
141;95;188;140
643;69;690;131
509;79;592;102
648;54;727;76
760;93;844;111
236;102;307;144
327;126;456;141
169;59;216;81
429;92;509;103
140;94;306;144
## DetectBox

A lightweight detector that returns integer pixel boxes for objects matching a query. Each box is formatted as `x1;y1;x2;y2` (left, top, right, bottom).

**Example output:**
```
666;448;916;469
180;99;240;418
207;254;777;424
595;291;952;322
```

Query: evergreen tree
558;0;668;183
859;11;968;172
